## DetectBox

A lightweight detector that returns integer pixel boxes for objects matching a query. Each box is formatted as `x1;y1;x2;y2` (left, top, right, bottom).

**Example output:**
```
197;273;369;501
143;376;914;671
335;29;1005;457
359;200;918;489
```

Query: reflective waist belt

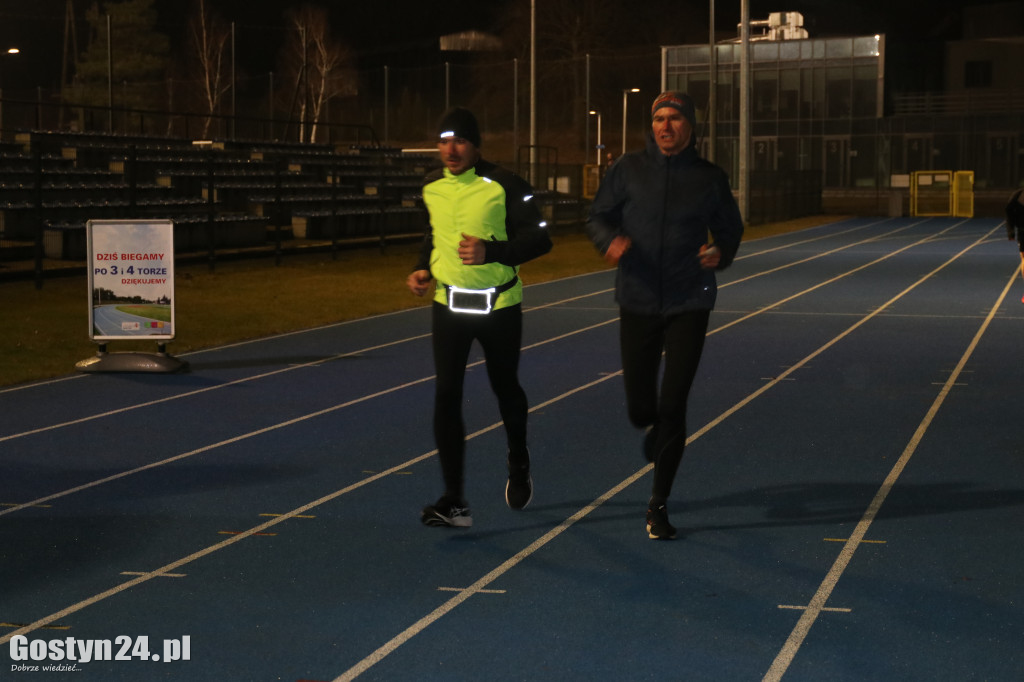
442;276;519;315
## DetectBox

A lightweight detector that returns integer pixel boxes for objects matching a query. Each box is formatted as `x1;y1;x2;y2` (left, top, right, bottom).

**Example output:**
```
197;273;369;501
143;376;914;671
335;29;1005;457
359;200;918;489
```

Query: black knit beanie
651;91;697;130
437;107;481;148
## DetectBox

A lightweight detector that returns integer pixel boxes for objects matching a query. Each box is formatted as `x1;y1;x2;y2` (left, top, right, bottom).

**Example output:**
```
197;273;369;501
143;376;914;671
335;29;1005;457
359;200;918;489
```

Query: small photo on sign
86;220;175;341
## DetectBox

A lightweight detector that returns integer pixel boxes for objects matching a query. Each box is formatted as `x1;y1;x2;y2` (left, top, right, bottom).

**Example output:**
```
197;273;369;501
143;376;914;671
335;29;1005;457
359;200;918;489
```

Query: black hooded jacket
1007;189;1024;241
586;134;745;316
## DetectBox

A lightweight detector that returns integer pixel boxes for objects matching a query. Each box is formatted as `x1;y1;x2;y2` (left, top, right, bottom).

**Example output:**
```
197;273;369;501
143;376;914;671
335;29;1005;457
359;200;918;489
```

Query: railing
0;95;380;147
0;131;435;287
893;90;1024;116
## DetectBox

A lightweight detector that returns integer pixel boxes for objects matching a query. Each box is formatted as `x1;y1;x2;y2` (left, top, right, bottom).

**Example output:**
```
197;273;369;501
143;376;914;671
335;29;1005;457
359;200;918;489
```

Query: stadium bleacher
0;130;439;264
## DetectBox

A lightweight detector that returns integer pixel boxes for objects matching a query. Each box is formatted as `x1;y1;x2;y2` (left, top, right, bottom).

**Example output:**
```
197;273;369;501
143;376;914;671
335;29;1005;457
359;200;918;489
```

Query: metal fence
0;128;434;287
3;67;1019;287
0;128;824;288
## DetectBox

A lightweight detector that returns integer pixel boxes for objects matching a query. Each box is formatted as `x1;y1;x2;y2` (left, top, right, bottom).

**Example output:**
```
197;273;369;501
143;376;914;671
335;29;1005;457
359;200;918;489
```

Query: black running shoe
646;504;677;540
506;464;533;510
421;497;472;527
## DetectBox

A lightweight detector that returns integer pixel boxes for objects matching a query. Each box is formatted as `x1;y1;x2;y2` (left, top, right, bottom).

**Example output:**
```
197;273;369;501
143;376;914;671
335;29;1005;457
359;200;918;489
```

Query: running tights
431;301;528;500
619;308;710;502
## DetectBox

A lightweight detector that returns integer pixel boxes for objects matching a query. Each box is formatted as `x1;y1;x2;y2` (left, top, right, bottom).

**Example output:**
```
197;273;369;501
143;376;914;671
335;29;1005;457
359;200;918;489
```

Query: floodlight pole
513;58;518;159
708;0;717;162
529;0;537;186
0;47;20;140
106;14;113;133
584;54;590;162
739;0;750;222
622;88;639;156
231;22;236;139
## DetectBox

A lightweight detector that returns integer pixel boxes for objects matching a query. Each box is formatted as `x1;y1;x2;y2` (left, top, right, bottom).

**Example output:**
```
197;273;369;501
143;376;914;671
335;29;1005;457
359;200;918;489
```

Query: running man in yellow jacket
407;107;552;528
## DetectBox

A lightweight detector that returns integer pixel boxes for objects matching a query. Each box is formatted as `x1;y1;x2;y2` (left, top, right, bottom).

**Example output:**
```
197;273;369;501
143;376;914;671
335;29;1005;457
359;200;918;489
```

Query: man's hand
699;244;720;270
407;269;432;297
458;233;486;265
603;235;631;265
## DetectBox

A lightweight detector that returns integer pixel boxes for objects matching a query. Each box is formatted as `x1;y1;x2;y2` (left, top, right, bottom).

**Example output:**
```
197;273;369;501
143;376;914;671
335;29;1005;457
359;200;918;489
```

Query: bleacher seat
2;129;442;264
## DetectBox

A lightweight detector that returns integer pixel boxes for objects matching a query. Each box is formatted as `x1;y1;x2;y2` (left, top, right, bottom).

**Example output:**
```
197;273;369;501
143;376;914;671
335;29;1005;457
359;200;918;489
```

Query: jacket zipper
658;159;670;312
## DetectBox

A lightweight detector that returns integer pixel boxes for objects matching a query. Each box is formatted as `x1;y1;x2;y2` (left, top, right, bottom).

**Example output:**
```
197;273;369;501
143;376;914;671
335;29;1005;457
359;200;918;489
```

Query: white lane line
0;221;912;516
333;458;653;682
0;373;89;394
0;332;429;444
0;315;620;518
0;371;623;646
712;220;967;335
0;223;981;516
120;571;186;578
0;373;435;517
724;219;927;286
0;219;925;436
0;224;998;657
0;217;947;401
735;218;890;260
0;304;440;397
0;286;619;444
761;238;1015;682
0;622;71;631
778;605;852;613
336;224;1003;681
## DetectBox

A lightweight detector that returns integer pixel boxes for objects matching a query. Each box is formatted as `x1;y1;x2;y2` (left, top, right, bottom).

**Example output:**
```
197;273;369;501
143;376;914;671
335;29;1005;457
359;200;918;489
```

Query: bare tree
279;5;354;143
187;0;230;137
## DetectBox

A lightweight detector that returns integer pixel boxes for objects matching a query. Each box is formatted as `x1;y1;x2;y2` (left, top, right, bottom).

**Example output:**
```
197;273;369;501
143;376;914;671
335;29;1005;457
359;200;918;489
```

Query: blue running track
1;216;1022;681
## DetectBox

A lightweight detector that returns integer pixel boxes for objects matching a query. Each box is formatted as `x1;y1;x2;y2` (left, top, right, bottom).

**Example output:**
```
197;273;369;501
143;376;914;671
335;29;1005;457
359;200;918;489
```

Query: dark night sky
0;0;513;89
0;0;996;91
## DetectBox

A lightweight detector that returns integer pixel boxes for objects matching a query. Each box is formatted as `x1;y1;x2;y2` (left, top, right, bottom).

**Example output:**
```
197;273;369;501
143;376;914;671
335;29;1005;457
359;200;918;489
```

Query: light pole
0;47;20;141
709;0;717;163
621;88;639;156
739;0;750;222
529;0;536;185
589;110;602;167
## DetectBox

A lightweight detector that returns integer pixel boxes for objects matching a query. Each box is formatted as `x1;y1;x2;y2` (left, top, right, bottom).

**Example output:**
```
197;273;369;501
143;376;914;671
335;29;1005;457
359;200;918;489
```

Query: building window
852;65;879;118
964;60;992;88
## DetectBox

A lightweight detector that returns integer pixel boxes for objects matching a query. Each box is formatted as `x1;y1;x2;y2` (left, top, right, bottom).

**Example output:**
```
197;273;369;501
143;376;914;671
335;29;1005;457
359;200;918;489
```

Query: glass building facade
663;36;887;188
662;34;1023;197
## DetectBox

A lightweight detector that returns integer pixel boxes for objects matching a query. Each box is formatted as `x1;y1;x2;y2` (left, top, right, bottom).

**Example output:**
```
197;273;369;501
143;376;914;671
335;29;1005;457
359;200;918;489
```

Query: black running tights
431;301;528;500
619;308;710;502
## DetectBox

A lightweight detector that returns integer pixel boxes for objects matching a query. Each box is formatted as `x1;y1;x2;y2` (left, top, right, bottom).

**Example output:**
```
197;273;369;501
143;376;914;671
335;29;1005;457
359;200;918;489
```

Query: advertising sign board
86;220;175;342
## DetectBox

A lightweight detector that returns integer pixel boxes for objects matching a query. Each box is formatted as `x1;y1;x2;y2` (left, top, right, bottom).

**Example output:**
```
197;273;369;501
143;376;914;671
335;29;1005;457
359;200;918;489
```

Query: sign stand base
76;344;189;374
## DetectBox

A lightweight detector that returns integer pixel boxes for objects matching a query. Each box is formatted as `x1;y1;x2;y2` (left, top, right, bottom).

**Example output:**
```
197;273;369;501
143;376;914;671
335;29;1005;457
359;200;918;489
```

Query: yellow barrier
953;170;974;218
910;170;973;217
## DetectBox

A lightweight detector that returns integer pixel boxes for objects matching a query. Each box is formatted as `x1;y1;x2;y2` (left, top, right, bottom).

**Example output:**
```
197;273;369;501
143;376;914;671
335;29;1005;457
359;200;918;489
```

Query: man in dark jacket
586;91;744;540
1007;189;1024;302
408;107;552;528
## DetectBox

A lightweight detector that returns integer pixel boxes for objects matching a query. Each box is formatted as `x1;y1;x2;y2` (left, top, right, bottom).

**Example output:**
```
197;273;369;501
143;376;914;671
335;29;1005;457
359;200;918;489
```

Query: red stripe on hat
652;93;685;114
